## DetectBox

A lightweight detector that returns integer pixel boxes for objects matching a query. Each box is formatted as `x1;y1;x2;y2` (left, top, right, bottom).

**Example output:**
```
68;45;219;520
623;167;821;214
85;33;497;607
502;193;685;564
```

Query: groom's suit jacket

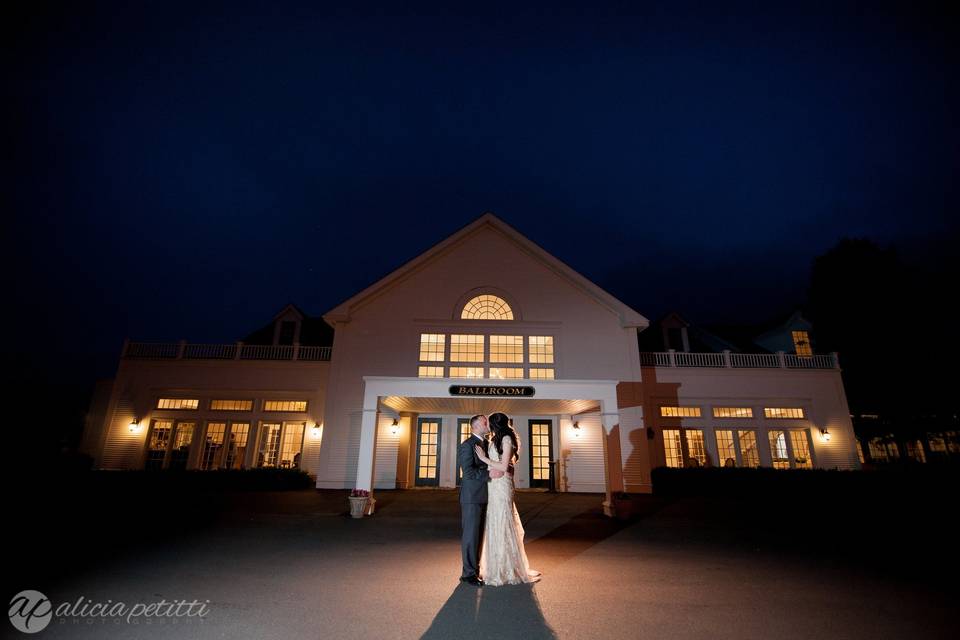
458;433;490;505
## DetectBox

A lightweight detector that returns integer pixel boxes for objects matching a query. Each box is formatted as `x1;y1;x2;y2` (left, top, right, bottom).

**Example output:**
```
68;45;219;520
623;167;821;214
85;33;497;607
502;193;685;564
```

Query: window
263;400;308;412
489;335;523;363
528;336;554;364
660;406;702;418
713;407;753;418
528;368;554;380
906;440;926;463
257;422;282;467
210;399;253;411
768;430;790;469
169;422;195;470
224;423;250;469
278;320;297;345
764;407;805;419
279;422;305;468
792;330;812;356
419;334;446;361
489;367;523;379
716;430;737;467
685;430;707;467
157;398;199;410
418;366;445;378
790;430;813;468
450;335;484;362
461;294;513;320
200;422;226;470
738;430;760;467
663;429;683;468
869;437;900;462
449;367;483;378
146;420;173;470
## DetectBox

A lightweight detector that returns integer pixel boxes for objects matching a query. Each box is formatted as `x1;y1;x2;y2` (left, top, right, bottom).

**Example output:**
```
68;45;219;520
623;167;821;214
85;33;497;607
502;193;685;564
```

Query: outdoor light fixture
311;423;322;438
820;428;831;442
391;418;400;435
573;421;581;437
128;419;141;434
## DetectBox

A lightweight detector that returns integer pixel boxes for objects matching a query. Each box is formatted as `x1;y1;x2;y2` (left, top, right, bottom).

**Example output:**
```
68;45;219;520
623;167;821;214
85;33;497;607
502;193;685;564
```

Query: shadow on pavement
420;582;558;640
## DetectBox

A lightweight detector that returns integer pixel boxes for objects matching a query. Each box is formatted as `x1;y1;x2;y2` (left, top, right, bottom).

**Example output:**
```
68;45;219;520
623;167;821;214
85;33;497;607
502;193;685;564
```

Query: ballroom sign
449;385;536;397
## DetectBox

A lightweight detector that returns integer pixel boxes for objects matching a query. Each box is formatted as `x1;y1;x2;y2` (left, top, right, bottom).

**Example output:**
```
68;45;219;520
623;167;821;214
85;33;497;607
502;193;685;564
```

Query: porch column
355;383;380;495
599;392;621;518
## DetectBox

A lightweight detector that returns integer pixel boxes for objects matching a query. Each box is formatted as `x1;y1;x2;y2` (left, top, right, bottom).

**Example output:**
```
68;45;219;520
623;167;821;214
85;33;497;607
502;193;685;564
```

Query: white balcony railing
122;340;332;362
640;350;839;370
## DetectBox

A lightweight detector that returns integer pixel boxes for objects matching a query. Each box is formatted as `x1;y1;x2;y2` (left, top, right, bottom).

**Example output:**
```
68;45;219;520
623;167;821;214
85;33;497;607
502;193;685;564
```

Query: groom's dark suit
458;432;490;579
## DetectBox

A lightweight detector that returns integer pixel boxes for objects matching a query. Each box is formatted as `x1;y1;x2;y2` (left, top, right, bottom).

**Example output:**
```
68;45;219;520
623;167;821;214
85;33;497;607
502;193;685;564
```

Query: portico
355;376;623;515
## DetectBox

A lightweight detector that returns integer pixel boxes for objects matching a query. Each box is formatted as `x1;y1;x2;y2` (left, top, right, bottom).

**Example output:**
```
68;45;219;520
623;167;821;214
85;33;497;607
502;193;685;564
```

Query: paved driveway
10;490;953;639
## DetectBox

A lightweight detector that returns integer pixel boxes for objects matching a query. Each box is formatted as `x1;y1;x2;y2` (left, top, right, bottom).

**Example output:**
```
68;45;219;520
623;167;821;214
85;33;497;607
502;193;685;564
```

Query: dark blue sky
5;1;957;386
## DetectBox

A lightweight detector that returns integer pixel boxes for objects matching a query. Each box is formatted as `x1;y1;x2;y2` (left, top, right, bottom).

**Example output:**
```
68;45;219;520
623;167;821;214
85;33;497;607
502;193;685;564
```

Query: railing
123;340;332;362
640;350;839;370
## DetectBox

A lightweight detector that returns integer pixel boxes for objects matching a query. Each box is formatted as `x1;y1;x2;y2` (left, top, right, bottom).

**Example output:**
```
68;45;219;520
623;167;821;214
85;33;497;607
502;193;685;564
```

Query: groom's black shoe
460;575;484;587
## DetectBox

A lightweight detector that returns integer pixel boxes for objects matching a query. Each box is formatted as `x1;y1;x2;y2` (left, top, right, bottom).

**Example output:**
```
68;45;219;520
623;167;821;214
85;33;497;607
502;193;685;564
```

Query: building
82;214;860;514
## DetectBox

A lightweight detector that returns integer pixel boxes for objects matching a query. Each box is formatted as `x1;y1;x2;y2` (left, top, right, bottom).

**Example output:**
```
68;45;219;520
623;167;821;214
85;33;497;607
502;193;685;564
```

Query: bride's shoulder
502;434;514;445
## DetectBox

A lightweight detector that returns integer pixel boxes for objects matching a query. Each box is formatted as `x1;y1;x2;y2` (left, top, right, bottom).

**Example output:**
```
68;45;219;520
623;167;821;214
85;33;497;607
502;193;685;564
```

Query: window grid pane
279;422;305;468
449;366;484;378
418;366;445;378
200;422;226;470
738;430;760;467
790;430;812;468
419;333;446;361
210;399;253;411
713;407;753;418
661;406;702;418
685;430;707;466
489;367;524;379
489;335;524;363
528;368;554;380
716;430;736;467
157;398;199;410
663;429;683;468
224;422;250;469
528;336;554;363
258;423;282;467
764;407;805;419
450;335;484;362
461;294;514;320
263;400;308;412
768;430;790;469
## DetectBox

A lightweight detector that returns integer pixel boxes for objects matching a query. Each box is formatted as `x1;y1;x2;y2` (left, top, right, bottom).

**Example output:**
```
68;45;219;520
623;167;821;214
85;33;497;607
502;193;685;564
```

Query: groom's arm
458;441;486;481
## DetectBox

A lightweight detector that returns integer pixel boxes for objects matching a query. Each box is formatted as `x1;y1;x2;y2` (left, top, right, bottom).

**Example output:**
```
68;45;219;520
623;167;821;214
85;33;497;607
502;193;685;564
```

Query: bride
473;412;542;586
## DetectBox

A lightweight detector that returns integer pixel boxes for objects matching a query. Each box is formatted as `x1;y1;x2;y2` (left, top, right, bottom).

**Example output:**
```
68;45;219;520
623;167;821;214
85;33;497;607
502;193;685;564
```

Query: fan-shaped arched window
461;294;514;320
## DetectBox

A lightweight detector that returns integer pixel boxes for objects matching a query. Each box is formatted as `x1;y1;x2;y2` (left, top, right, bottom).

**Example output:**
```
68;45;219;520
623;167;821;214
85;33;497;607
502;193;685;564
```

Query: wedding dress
479;435;539;586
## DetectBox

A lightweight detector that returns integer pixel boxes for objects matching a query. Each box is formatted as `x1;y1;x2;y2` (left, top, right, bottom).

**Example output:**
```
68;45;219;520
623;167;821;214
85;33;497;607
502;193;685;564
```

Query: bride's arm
474;438;514;473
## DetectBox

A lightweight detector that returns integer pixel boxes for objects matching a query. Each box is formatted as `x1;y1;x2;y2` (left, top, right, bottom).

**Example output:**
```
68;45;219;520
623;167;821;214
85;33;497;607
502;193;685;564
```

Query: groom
458;414;503;587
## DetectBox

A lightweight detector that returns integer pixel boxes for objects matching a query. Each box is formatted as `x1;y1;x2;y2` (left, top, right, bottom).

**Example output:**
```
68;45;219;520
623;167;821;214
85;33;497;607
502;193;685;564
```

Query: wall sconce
390;418;400;435
819;428;831;442
311;423;322;438
128;418;142;434
572;421;581;437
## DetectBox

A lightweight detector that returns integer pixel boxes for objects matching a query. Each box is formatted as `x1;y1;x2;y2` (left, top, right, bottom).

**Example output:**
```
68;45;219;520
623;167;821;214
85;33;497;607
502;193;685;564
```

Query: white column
355;408;379;492
599;390;620;518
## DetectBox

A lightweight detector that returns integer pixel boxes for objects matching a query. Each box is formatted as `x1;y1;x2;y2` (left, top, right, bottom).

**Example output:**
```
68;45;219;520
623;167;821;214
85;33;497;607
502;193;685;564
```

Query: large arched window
461;294;514;320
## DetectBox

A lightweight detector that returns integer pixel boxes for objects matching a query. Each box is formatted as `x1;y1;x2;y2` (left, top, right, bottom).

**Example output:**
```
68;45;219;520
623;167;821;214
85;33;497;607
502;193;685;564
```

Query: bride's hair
488;412;520;463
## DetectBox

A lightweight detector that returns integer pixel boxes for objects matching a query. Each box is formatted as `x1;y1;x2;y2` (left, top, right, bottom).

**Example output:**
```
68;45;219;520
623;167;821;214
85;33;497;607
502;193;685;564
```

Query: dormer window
461;294;513;320
792;331;812;356
276;320;298;345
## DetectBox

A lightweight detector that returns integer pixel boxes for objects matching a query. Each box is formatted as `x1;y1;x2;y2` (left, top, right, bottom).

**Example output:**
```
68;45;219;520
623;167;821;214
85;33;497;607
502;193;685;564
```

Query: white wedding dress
479;435;539;586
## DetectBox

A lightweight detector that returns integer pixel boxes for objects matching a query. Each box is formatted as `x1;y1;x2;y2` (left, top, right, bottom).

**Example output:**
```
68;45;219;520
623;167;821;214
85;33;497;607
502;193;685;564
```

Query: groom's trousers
461;502;486;578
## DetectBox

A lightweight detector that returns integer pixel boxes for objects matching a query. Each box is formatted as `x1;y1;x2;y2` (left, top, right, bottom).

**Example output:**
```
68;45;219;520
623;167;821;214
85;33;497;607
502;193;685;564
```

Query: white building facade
84;214;860;513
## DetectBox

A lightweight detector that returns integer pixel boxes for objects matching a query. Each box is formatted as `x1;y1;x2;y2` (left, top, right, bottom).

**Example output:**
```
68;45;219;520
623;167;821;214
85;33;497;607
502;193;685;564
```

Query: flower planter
348;496;368;518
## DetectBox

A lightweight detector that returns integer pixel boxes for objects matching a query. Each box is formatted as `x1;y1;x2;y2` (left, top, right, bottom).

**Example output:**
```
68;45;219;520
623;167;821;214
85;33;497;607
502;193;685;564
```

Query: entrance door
456;418;472;486
528;419;553;488
415;417;442;486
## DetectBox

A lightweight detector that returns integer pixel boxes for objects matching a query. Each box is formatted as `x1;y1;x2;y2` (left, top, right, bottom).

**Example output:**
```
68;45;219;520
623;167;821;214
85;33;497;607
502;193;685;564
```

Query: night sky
5;1;957;390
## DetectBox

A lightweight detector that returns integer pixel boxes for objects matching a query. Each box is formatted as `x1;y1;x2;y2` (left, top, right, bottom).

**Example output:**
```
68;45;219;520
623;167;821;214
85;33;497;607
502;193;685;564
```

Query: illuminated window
210;399;253;411
458;418;472;482
416;419;441;484
461;294;513;320
855;439;865;464
768;430;790;469
870;436;900;462
489;367;524;379
530;421;552;484
200;422;226;470
157;398;199;410
449;367;484;378
713;407;753;418
489;335;524;363
223;422;250;469
764;407;805;419
450;335;484;362
790;430;813;468
279;422;305;468
738;430;760;467
419;334;446;361
169;422;195;470
528;336;554;363
146;420;173;470
792;331;812;356
716;430;737;467
905;440;926;463
418;366;445;378
685;430;707;466
660;406;702;418
528;368;554;380
263;400;308;412
663;429;683;468
257;422;282;467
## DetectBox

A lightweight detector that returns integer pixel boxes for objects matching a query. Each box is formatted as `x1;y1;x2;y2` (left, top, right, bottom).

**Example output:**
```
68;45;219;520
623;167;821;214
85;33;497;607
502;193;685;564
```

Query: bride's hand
473;444;488;461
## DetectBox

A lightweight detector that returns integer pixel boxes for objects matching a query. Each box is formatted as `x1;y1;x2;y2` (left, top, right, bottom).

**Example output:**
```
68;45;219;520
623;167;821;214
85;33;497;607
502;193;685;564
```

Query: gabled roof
241;303;334;347
323;213;649;329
